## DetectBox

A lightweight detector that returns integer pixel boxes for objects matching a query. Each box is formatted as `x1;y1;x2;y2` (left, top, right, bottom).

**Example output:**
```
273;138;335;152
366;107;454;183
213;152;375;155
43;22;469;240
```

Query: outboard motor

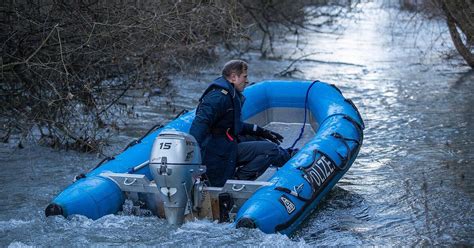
149;130;205;225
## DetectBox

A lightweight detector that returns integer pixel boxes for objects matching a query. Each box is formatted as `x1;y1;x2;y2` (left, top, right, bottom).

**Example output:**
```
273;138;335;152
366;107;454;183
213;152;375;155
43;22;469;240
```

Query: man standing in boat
190;60;293;187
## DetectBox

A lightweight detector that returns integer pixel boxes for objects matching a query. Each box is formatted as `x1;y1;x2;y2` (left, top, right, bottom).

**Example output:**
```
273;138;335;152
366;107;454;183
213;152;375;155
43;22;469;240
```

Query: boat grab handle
123;178;137;186
232;184;245;191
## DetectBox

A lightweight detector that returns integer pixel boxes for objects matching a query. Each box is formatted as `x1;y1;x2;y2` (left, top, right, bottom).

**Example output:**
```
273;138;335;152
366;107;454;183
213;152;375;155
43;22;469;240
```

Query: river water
1;2;472;247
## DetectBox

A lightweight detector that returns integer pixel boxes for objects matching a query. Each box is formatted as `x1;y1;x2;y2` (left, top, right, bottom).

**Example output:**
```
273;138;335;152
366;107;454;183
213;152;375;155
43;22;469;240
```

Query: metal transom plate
101;172;160;194
206;180;272;199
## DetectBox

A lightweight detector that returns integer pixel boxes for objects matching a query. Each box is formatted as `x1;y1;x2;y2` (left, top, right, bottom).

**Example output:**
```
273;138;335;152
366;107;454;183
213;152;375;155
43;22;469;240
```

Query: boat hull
46;80;364;235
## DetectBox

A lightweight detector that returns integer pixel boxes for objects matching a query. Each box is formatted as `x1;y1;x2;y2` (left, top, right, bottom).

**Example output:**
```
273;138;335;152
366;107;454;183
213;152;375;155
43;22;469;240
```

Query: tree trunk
441;0;474;68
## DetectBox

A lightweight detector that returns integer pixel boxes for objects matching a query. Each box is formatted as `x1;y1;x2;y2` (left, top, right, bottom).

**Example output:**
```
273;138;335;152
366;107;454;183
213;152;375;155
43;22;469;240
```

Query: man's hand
256;126;284;145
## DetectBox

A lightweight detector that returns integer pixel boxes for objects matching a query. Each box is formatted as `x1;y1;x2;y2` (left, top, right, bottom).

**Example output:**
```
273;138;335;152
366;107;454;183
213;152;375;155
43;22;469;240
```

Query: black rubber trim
331;132;352;171
123;139;140;151
320;113;362;135
329;83;342;95
344;98;365;130
91;156;115;171
45;203;64;217
322;113;363;140
73;173;87;181
298;149;338;171
173;109;189;120
332;131;361;146
342;115;364;140
274;187;311;202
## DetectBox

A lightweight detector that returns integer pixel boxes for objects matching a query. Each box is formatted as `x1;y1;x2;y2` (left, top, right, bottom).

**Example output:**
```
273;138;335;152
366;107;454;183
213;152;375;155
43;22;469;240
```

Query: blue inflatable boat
45;80;364;235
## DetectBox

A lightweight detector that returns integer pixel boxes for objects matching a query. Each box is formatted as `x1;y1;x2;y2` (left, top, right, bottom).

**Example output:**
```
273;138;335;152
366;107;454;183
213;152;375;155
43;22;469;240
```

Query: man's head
222;60;249;92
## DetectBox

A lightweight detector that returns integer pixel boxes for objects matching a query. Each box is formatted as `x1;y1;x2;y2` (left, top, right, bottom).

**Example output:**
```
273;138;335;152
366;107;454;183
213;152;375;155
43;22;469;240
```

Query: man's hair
222;60;248;78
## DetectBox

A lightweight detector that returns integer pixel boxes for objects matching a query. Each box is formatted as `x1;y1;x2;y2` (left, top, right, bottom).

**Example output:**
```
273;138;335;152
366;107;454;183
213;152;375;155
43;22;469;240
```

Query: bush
0;0;336;152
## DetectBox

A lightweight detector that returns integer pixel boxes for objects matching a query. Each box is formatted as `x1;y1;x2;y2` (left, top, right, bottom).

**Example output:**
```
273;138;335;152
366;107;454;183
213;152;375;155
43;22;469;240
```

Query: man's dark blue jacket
189;77;255;186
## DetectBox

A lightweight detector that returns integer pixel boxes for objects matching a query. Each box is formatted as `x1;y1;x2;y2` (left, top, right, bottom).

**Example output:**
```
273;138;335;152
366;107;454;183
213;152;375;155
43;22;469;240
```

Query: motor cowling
149;130;205;225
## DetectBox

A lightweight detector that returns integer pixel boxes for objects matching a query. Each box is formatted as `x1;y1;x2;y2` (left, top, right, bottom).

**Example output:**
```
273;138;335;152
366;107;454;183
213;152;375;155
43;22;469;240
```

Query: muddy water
1;2;473;247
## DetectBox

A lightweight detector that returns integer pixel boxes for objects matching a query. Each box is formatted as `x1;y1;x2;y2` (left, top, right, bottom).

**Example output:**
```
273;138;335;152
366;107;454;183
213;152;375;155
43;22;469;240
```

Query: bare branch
1;23;58;70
